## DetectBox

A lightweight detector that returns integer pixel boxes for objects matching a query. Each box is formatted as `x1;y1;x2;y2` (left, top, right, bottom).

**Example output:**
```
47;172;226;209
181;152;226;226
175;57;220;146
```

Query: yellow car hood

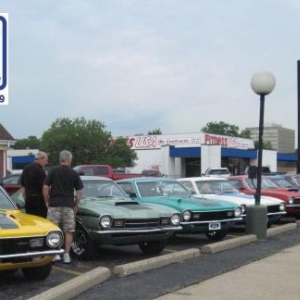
0;209;59;237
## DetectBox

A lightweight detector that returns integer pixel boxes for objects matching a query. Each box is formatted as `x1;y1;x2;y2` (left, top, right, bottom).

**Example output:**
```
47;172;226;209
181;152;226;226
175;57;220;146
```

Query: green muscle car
11;176;182;260
116;177;243;241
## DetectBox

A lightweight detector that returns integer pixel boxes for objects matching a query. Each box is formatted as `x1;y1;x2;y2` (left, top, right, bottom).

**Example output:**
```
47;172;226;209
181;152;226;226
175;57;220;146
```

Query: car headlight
279;203;285;211
182;210;192;221
170;213;181;225
234;207;242;218
240;204;246;214
46;231;64;248
288;197;295;204
100;215;112;229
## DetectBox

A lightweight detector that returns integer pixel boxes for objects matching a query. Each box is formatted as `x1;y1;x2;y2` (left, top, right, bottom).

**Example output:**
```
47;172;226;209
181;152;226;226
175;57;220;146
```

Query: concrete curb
28;266;111;300
267;222;297;237
201;234;258;254
113;248;201;277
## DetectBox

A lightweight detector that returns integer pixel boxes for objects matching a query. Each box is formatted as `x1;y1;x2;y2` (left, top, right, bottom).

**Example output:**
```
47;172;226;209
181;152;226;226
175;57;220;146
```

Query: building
126;132;295;178
0;123;15;177
246;124;295;153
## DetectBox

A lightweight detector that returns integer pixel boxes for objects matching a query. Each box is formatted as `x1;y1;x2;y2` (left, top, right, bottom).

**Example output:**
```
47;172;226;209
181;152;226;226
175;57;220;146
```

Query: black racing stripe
0;213;19;229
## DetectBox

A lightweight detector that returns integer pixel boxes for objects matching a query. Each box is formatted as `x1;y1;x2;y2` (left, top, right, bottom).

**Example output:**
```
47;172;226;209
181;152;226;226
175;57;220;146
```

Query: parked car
228;175;300;217
0;173;22;195
203;167;231;178
267;174;300;191
116;177;243;241
0;186;64;280
12;176;182;259
177;177;286;226
285;173;300;187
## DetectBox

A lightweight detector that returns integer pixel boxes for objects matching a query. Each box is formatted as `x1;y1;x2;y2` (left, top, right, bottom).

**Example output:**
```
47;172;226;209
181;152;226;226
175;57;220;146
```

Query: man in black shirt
20;151;49;218
43;150;83;264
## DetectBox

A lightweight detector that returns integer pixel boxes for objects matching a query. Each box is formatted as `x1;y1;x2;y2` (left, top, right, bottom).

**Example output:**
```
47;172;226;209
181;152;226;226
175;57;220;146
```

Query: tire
72;224;97;260
206;229;228;241
138;240;167;255
22;263;52;280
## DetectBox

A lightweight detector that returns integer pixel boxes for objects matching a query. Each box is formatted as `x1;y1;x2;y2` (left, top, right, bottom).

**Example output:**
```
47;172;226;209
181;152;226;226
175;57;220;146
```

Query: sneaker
63;253;71;264
52;255;61;262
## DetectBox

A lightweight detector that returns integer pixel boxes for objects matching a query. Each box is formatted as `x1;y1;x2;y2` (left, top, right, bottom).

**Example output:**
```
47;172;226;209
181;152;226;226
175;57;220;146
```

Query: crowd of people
20;150;84;264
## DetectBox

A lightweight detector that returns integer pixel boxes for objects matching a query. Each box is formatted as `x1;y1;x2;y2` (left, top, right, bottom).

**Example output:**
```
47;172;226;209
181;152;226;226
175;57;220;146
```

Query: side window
180;181;195;193
118;183;135;195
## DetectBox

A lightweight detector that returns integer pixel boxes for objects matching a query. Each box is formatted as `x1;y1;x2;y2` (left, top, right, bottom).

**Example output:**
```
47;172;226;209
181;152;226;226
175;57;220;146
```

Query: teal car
116;177;243;241
11;176;182;259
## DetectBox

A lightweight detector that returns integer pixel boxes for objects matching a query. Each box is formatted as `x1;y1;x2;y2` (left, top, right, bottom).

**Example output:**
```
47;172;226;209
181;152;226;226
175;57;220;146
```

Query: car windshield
82;180;129;199
195;180;238;194
0;188;17;210
270;177;296;188
136;181;191;197
208;169;230;175
245;177;279;189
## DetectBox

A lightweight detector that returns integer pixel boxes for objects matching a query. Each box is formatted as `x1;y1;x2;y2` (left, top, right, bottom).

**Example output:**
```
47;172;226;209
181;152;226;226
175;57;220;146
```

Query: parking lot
0;225;251;300
0;222;284;300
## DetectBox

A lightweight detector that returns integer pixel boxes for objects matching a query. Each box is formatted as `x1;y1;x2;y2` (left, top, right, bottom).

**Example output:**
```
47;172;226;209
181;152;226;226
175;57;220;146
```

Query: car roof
80;176;113;181
117;177;175;182
178;177;227;182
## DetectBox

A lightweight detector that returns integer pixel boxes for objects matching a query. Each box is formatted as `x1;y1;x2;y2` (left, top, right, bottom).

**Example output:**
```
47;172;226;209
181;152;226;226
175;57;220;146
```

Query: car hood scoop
115;201;140;206
0;212;18;229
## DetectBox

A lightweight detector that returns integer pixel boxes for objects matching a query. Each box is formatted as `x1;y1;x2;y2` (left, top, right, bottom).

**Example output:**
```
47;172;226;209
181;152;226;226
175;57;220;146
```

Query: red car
0;173;22;195
228;175;300;217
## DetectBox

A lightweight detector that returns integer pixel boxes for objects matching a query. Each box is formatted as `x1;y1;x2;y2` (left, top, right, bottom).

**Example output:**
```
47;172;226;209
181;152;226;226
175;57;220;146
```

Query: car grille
121;218;160;229
191;210;234;221
267;205;282;213
293;198;300;204
0;236;47;255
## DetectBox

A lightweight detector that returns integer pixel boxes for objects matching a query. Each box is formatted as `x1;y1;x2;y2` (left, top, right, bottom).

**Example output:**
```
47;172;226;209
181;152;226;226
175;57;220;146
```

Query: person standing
43;150;83;264
20;151;49;218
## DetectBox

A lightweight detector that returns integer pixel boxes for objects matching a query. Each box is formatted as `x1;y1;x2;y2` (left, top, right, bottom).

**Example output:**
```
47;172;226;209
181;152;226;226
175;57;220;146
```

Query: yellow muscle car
0;186;64;280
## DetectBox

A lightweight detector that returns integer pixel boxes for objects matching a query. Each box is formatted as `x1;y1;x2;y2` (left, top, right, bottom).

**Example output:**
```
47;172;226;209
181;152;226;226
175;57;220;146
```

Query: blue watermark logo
0;13;8;104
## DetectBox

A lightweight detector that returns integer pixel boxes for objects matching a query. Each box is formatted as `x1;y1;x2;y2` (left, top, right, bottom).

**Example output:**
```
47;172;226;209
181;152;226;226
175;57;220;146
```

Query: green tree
254;140;274;150
201;121;251;138
106;137;137;167
14;136;41;149
40;117;137;167
148;129;162;135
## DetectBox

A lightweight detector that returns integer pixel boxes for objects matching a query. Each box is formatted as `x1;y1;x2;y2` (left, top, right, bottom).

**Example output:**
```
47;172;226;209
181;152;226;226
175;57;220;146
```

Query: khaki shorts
47;207;75;233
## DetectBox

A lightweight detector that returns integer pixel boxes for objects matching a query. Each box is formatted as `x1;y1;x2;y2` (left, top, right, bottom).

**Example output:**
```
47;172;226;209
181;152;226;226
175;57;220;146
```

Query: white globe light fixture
251;71;276;96
246;70;276;240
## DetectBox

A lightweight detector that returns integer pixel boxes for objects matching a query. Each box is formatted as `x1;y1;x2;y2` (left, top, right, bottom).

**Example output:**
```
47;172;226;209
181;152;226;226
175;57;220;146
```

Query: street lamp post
246;70;276;239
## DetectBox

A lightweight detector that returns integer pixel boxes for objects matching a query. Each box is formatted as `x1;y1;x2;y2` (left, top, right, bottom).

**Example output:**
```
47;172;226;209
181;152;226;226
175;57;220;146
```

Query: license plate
209;222;221;230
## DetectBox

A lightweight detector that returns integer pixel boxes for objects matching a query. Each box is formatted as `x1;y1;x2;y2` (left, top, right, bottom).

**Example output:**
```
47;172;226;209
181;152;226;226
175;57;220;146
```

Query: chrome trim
0;249;65;259
94;226;182;234
285;204;300;208
181;217;243;225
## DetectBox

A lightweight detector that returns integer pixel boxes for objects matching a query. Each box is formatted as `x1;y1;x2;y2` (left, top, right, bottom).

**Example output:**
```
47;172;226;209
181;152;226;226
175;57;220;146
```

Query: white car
177;177;286;225
203;168;231;178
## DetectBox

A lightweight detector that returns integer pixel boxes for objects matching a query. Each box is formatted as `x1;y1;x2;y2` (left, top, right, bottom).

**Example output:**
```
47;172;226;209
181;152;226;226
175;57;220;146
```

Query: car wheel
22;263;52;280
72;224;96;260
138;240;167;255
206;229;228;241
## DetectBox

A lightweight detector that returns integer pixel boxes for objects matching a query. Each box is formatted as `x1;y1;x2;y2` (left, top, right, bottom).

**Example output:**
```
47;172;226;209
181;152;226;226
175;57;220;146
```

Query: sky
0;0;300;142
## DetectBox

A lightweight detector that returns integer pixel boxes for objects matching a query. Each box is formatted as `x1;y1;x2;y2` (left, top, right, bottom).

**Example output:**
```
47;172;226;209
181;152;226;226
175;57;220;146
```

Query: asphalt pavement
64;222;300;300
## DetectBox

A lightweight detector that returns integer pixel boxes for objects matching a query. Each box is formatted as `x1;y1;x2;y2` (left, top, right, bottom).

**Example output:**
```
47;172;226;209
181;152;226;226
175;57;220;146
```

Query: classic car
11;176;182;260
116;177;243;241
0;186;64;280
228;175;300;217
0;173;22;195
177;177;286;226
266;174;300;191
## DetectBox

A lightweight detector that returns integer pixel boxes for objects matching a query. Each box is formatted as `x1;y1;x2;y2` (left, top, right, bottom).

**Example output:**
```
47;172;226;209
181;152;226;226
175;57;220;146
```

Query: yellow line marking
53;266;83;276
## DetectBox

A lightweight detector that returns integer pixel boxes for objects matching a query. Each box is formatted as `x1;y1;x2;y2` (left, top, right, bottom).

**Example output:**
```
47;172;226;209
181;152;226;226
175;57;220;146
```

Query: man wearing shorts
43;150;83;264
